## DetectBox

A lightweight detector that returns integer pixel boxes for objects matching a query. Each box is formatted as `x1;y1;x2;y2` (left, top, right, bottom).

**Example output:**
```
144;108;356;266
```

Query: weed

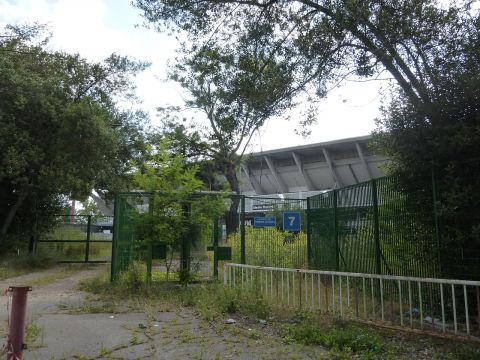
0;251;55;280
283;321;385;358
99;344;113;357
25;321;43;347
130;334;140;346
445;345;480;360
229;227;307;268
120;261;146;290
79;267;480;360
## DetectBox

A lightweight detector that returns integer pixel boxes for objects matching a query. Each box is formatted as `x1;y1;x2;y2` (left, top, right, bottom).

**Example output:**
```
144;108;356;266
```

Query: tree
133;141;225;280
135;0;476;117
135;0;480;277
373;23;480;278
76;199;104;224
159;40;314;233
0;24;149;250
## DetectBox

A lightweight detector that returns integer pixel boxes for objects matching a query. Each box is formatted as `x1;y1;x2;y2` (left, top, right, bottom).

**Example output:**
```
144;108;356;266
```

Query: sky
0;0;385;152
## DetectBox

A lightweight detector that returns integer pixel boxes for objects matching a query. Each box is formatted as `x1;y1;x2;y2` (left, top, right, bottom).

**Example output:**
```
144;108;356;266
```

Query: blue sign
283;212;301;232
254;217;276;228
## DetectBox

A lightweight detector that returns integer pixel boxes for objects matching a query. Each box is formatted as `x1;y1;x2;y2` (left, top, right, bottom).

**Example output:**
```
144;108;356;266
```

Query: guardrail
224;264;480;338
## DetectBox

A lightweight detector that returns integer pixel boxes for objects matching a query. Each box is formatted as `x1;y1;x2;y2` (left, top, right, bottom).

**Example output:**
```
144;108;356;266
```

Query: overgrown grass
283;319;388;359
25;321;43;348
36;241;111;262
36;226;111;261
81;265;271;321
0;251;56;280
80;266;480;360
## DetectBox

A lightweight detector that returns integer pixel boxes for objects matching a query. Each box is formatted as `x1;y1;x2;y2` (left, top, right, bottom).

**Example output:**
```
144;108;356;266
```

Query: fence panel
36;214;113;263
112;192;228;281
225;264;480;339
307;177;440;278
337;182;376;274
111;193;149;279
230;196;308;269
308;192;336;271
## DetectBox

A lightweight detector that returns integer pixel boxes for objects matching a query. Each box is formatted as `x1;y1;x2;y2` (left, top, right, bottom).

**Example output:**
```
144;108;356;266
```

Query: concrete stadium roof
239;135;389;196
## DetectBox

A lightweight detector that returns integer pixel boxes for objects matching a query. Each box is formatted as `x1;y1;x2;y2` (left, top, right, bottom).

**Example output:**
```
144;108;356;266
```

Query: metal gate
35;215;113;263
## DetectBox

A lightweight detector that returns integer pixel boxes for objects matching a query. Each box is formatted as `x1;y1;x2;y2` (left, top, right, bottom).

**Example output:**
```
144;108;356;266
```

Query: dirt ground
0;265;327;359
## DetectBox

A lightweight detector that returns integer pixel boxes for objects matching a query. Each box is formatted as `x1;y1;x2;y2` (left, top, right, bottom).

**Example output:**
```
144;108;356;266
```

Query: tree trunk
224;161;240;236
1;187;30;240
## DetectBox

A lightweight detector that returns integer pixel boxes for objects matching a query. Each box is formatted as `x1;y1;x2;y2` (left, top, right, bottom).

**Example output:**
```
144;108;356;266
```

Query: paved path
0;265;327;360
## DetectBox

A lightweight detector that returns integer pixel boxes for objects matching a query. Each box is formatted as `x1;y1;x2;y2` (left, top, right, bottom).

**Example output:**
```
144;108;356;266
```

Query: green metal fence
230;196;308;268
113;176;479;281
111;192;230;281
308;177;440;278
111;192;148;280
111;192;310;280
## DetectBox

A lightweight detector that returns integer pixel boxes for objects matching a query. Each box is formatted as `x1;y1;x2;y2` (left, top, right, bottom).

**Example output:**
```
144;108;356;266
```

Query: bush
119;261;146;290
229;227;307;268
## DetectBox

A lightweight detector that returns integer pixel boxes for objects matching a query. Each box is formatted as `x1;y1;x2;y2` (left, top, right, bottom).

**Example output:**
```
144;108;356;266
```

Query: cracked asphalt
0;265;326;360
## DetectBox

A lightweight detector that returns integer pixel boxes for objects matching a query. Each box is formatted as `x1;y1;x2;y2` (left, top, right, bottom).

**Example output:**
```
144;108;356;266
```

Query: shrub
229;227;307;268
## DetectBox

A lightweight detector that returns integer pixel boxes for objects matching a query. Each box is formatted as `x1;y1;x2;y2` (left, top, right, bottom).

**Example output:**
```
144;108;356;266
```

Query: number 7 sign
283;212;301;232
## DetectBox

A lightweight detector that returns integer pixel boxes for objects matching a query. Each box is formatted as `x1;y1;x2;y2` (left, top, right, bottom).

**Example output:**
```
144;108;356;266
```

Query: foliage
76;199;104;223
156;42;310;232
372;7;480;278
283;321;386;359
135;0;476;115
0;24;149;252
132;142;226;279
229;227;307;269
0;250;55;280
135;0;480;277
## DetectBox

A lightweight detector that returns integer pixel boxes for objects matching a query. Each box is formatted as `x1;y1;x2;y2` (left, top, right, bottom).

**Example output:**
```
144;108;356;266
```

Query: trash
138;323;147;329
404;308;420;318
259;319;267;325
424;316;441;326
225;318;236;324
109;315;115;319
153;324;159;327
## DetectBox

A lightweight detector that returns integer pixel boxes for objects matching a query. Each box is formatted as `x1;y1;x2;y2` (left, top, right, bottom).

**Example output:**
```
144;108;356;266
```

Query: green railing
308;177;439;278
111;175;479;281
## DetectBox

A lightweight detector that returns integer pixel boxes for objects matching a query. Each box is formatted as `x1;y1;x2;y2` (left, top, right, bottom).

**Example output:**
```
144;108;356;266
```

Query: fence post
306;197;311;269
7;286;32;360
110;193;120;282
371;179;382;275
146;244;152;284
240;195;246;265
85;215;91;263
333;190;339;271
213;216;219;278
431;168;442;276
181;202;191;273
29;211;38;254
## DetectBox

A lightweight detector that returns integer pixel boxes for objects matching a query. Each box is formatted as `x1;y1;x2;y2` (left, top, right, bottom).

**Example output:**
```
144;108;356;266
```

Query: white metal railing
224;264;480;338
